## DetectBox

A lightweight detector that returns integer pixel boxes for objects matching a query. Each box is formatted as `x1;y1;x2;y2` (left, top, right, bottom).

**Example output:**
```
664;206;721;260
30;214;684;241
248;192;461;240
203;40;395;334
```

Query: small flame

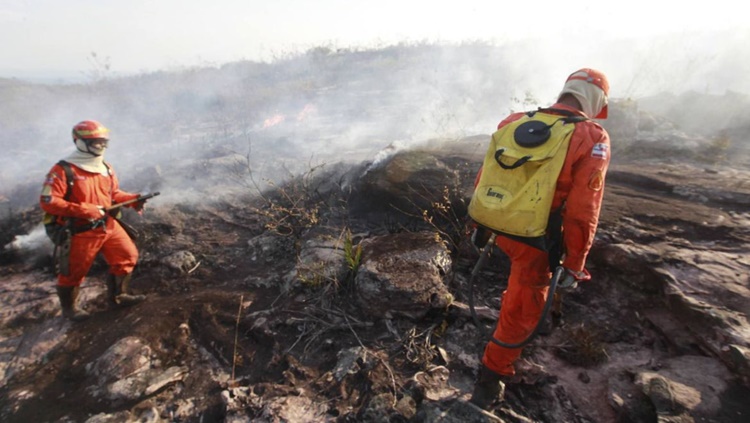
262;114;285;129
296;104;317;121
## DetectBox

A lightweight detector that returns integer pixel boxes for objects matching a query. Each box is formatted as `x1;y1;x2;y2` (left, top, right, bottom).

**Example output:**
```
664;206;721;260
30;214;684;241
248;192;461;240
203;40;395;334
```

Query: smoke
2;35;749;220
7;225;53;264
369;140;408;170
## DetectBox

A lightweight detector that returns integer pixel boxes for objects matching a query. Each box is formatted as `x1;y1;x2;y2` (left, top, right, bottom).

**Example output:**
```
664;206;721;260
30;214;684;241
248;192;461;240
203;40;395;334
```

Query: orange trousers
57;219;138;287
481;236;550;376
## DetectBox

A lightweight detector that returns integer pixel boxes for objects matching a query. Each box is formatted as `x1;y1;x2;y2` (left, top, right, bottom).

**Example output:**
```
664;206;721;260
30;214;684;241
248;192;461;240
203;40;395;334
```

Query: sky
2;0;749;88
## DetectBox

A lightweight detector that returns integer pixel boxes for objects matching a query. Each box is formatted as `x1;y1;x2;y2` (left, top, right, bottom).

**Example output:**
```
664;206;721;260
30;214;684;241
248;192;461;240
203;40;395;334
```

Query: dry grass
556;323;609;367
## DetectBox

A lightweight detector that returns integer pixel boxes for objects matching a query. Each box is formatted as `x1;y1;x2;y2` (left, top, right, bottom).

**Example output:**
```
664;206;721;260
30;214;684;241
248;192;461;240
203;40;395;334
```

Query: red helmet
563;68;610;119
565;68;609;96
72;120;109;141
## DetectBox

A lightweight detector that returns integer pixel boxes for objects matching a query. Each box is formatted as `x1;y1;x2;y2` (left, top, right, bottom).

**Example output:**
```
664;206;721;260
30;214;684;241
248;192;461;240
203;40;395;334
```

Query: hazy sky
2;0;747;82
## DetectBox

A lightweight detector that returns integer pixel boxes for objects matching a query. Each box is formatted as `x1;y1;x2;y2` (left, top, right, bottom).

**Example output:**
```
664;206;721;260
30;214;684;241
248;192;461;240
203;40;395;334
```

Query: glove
126;195;148;213
131;199;146;213
82;203;106;219
558;268;591;291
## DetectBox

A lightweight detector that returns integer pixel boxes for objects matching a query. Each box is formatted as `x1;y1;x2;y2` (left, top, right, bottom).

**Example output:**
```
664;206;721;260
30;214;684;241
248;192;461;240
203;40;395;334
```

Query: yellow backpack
468;109;587;250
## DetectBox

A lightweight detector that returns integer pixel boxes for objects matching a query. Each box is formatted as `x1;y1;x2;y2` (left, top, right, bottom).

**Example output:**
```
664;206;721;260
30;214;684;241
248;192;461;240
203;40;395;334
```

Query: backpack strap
537;107;589;124
55;160;111;234
58;160;114;200
103;161;117;205
45;161;76;246
57;160;75;201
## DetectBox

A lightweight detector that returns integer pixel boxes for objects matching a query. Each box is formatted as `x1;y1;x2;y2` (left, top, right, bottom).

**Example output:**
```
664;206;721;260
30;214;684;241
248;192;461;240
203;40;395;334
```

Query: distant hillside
0;44;531;190
2;43;749;206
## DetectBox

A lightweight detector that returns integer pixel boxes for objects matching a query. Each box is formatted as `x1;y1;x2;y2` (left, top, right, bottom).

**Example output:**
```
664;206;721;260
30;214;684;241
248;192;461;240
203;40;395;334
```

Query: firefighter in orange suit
470;69;611;408
40;120;148;321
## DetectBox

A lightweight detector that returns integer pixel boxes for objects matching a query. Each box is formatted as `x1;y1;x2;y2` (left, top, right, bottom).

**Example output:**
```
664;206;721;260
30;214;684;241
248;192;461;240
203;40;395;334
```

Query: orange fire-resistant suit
40;162;141;288
478;102;611;376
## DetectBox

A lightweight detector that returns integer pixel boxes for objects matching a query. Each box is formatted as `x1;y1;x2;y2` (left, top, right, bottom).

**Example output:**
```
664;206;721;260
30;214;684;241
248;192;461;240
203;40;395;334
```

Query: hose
468;233;562;349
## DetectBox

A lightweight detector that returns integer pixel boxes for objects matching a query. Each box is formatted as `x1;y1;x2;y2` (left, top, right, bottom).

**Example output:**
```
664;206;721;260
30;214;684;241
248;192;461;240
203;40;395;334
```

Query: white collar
64;150;109;175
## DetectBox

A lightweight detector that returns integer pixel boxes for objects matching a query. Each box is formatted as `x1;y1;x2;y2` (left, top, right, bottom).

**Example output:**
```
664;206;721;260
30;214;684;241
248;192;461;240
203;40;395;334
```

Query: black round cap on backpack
514;120;551;148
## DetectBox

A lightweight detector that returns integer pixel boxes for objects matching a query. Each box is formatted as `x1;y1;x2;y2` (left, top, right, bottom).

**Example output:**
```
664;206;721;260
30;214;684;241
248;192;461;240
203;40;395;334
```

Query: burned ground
1;141;750;422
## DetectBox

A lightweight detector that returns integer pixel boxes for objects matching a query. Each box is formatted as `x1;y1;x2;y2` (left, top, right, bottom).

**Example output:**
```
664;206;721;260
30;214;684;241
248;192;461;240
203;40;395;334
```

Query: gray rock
86;337;152;386
412;365;457;401
607;371;656;423
161;250;199;274
246;233;291;263
333;346;367;381
355;231;453;319
357;150;460;213
85;337;187;404
259;395;328;422
296;227;350;287
635;355;730;418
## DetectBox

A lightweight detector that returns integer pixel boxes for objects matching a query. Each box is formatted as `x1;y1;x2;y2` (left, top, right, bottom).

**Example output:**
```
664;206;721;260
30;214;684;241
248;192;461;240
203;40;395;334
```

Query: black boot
107;274;145;307
56;286;91;321
470;365;505;409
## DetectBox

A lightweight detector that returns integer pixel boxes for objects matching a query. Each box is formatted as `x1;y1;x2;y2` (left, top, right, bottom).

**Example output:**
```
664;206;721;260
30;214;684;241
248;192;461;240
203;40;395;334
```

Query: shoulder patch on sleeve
591;143;608;159
589;170;604;191
44;172;58;186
